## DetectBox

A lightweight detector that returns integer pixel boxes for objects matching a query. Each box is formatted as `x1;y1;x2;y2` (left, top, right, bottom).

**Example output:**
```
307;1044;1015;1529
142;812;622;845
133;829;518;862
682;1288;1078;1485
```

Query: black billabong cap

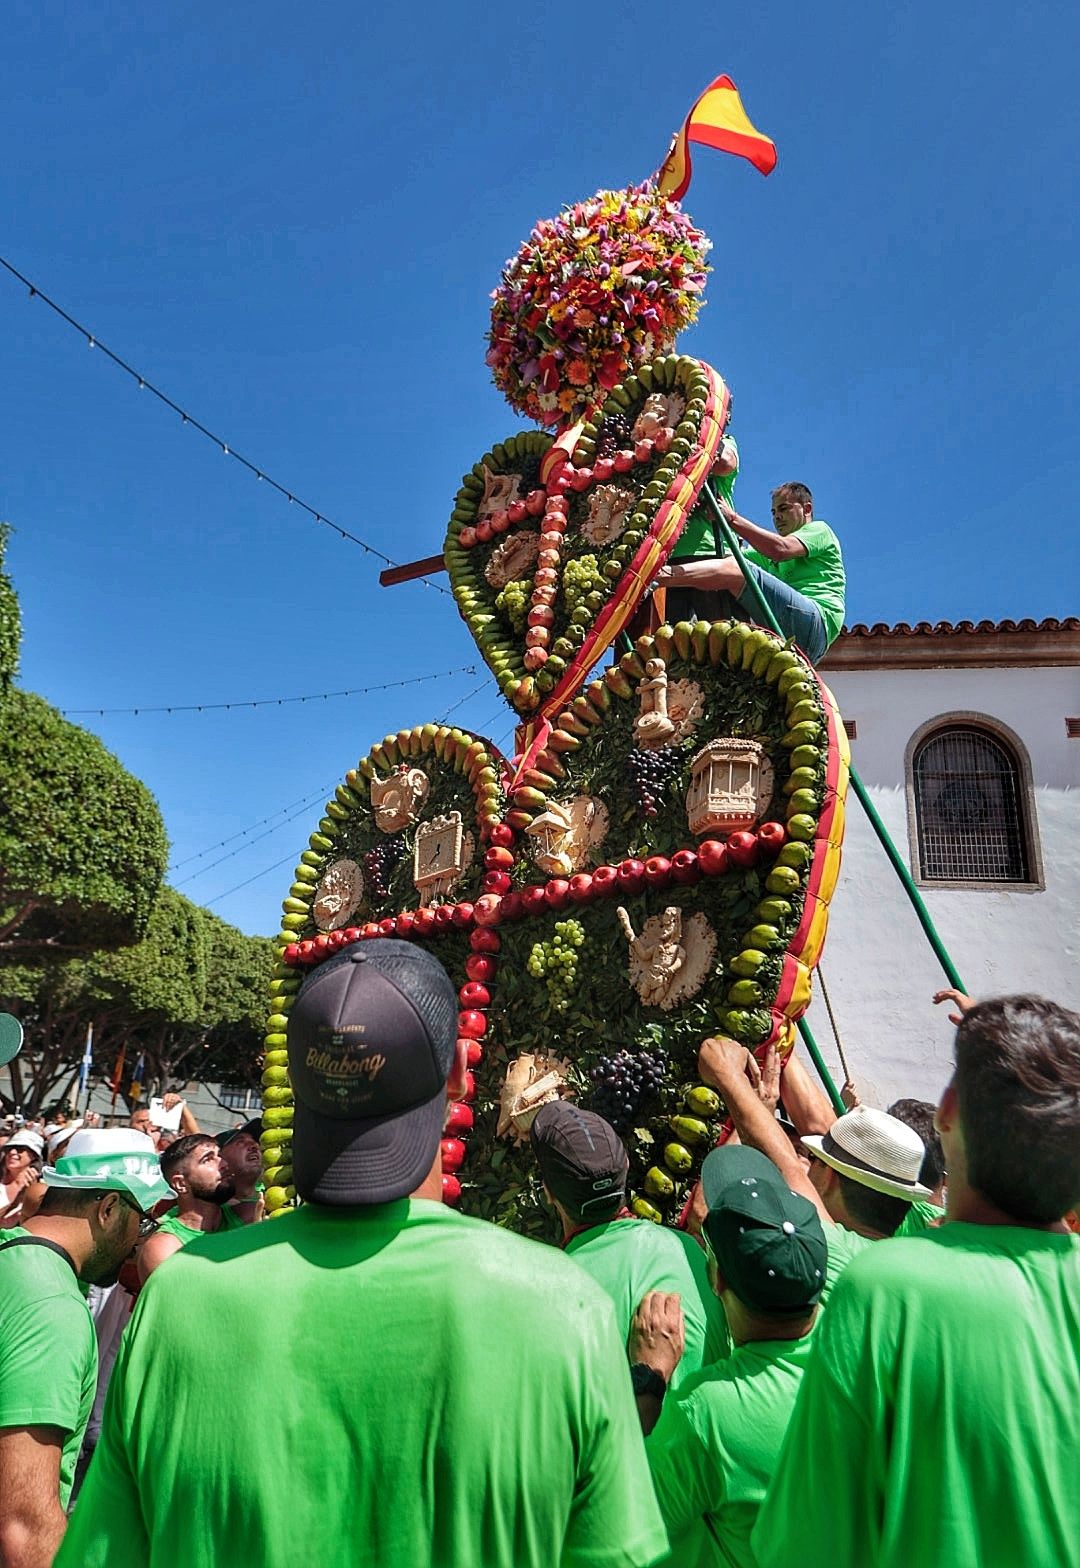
701;1145;827;1315
530;1101;629;1221
286;940;457;1206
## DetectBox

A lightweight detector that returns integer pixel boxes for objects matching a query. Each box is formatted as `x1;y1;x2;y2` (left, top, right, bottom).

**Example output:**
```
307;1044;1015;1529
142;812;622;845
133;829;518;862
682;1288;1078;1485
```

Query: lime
730;948;767;977
766;865;802;895
747;922;780;949
663;1142;694;1175
728;978;763;1006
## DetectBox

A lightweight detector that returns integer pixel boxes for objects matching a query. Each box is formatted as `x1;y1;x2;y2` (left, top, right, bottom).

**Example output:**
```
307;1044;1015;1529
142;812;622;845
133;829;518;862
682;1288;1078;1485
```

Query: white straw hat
800;1106;933;1202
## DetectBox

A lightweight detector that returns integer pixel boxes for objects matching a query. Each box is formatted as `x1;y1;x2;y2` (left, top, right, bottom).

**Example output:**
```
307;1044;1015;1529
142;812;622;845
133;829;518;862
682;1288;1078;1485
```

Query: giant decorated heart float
260;158;850;1233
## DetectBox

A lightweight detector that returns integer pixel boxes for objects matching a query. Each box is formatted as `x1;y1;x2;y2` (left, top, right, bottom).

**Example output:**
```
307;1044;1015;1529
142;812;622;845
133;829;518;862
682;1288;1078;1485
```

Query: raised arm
698;1038;828;1222
778;1048;835;1137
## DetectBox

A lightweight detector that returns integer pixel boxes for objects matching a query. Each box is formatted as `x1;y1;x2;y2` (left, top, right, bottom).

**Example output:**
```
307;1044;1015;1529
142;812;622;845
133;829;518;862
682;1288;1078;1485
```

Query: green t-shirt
821;1200;942;1302
744;520;846;647
647;1332;816;1568
156;1204;243;1246
57;1199;669;1568
565;1218;729;1388
670;438;739;561
0;1227;97;1508
753;1224;1080;1568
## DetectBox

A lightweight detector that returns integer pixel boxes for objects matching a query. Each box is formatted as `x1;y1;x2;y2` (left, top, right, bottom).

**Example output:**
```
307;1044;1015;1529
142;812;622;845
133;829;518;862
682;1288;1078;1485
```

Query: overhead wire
61;665;476;717
0;252;451;595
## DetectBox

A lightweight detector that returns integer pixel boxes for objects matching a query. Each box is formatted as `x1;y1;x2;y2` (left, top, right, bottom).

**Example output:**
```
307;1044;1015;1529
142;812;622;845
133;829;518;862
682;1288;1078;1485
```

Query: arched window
911;723;1036;885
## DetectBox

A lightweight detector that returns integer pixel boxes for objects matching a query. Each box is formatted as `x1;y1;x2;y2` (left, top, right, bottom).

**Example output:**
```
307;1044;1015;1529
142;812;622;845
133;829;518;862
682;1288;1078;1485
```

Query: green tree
0;524;20;692
0;890;274;1116
0;689;168;955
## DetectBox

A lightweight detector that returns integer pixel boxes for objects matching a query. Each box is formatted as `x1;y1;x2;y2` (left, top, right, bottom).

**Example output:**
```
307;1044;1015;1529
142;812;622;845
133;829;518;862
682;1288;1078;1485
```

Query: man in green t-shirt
658;481;845;664
136;1132;241;1283
0;1128;170;1563
59;942;669;1568
643;1145;827;1568
216;1118;264;1223
754;995;1080;1568
530;1101;728;1392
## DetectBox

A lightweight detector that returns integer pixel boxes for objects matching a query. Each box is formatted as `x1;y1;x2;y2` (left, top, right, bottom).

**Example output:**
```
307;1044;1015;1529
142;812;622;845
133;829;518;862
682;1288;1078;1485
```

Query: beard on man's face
191;1173;237;1206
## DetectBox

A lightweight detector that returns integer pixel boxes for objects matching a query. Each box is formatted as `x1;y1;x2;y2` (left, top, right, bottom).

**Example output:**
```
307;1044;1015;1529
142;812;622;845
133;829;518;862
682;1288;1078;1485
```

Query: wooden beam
379;554;448;588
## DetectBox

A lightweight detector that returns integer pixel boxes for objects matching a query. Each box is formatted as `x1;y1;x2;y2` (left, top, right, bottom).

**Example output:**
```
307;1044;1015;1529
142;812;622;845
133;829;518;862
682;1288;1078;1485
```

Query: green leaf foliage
0;689;168;954
0;525;20;691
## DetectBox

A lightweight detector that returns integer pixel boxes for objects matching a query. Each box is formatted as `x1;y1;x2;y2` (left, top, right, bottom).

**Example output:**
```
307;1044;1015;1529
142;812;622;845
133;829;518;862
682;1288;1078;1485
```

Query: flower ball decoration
487;185;711;427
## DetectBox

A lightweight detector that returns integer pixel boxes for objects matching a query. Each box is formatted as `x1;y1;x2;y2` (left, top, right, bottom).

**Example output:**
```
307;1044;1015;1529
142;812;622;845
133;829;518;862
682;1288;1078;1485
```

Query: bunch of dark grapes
597;412;633;459
627;747;685;818
364;836;405;901
518;453;543;494
588;1049;667;1132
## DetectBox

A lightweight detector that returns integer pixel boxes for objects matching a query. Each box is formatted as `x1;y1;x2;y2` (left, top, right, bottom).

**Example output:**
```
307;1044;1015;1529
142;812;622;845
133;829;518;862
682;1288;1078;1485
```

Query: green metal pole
699;480;969;987
797;1017;846;1116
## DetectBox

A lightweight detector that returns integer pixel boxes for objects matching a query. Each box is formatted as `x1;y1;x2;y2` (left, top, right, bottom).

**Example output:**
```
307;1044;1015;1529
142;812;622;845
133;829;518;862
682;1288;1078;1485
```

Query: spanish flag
656;76;777;199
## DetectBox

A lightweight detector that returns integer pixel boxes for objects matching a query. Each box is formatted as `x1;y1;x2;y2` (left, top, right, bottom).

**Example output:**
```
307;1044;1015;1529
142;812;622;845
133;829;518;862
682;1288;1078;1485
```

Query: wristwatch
630;1363;668;1401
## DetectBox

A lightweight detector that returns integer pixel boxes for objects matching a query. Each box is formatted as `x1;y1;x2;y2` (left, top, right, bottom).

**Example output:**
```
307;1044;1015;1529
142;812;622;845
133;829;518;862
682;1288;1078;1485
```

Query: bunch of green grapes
496;576;533;633
563;556;607;625
526;919;586;1011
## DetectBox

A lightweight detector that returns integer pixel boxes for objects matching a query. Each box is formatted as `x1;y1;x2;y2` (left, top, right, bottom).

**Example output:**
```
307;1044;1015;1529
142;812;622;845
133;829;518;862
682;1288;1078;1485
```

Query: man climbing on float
658;481;846;665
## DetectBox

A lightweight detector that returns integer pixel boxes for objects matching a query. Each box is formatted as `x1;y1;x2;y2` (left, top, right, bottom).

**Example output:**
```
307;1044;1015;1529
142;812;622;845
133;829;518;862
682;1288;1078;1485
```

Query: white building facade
807;617;1080;1109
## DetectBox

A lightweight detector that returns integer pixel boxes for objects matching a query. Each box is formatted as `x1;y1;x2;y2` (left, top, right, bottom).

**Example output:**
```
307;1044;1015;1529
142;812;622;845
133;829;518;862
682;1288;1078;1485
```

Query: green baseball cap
701;1144;827;1315
44;1128;172;1211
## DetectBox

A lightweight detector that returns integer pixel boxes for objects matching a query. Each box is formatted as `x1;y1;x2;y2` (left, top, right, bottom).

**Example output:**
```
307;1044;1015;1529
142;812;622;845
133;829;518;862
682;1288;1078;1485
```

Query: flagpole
78;1023;94;1114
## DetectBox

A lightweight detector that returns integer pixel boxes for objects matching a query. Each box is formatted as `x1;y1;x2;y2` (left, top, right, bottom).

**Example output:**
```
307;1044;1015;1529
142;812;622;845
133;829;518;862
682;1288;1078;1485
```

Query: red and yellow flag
656;75;777;199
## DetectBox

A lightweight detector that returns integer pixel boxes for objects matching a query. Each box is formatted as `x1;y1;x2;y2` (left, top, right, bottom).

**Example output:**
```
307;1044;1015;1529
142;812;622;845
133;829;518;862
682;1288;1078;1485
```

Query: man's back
60;1200;668;1568
648;1333;815;1568
565;1218;729;1385
754;1224;1080;1568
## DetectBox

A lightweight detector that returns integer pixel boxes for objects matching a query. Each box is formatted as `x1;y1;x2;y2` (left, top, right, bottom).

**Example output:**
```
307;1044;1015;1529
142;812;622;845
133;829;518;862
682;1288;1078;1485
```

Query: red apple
644;855;672;887
283;942;300;966
726;831;760;869
458;525;477;548
466;1039;483;1067
544;878;571;909
482;870;512;896
697;840;729;876
520;884;549;916
458;1010;487;1039
490;510;510;534
441;1173;462;1205
360;921;381;940
568;872;594;903
475;517;493;543
466;953;497;983
462;1070;477;1100
590;864;619;897
488;823;515;848
441;1137;466;1173
473;893;504;927
394;912;415;937
653;426;674;453
593;456;616;482
568;466;592;492
376;918;395;938
671;848;700;884
459;982;491;1009
613;449;635;473
470;928;501;954
451;902;474;927
312;933;332;955
507;498;527;524
343;926;362;944
634;438;654;463
756;821;787;859
484;845;515;871
545;493;569;516
445;1101;474;1134
500;890;524;921
617;857;646;893
412;908;436;935
296;939;317;964
525;488;547;517
549;471;571;495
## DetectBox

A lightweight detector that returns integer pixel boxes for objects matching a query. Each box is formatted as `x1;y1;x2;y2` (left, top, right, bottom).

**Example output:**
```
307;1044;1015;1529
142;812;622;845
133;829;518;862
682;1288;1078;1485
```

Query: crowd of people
1;942;1077;1567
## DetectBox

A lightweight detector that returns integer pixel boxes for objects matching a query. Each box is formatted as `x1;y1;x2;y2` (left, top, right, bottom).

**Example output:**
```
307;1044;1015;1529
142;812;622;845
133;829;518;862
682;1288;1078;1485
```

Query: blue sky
3;3;1077;937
